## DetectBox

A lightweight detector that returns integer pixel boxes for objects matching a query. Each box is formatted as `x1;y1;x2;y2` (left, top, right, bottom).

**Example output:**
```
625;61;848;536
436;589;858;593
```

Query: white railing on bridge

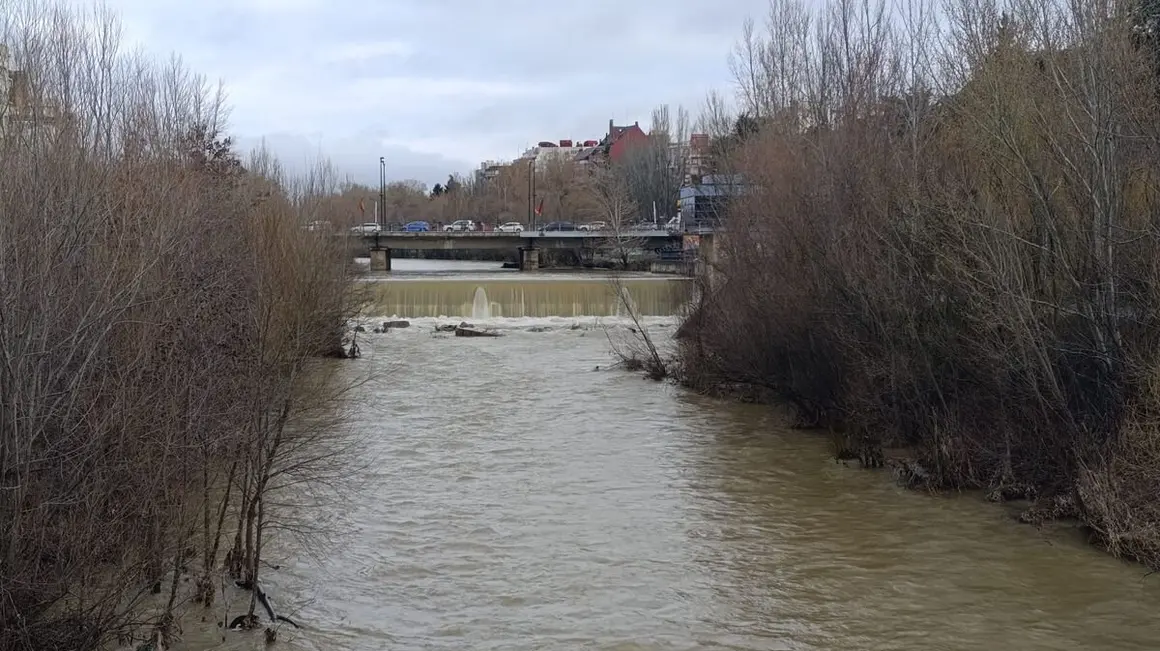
346;227;717;238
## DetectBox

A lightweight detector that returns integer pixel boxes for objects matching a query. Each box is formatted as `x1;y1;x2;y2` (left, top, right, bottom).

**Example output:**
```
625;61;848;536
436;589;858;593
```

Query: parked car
444;219;476;232
351;222;382;235
497;222;524;233
541;221;576;232
304;220;332;232
403;220;430;232
578;221;607;231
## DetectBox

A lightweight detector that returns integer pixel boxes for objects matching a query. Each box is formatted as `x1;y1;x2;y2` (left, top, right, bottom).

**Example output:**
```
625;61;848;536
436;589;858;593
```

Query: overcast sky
97;0;761;187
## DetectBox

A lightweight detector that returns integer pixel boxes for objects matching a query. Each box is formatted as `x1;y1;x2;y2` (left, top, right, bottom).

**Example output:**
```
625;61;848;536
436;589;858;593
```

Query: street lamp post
378;156;387;228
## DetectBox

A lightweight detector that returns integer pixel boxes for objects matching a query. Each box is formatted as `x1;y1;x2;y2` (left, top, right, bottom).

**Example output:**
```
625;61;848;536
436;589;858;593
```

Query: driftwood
227;614;259;630
233;580;302;629
435;321;472;333
454;326;501;337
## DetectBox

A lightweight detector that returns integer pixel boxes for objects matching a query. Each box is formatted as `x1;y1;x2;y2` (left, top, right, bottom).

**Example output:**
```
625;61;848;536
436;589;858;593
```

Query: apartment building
475;160;508;184
0;43;65;141
518;137;602;171
0;44;18;138
684;133;712;184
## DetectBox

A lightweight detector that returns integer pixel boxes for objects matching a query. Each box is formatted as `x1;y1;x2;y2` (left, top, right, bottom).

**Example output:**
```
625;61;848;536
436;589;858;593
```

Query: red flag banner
358;198;366;215
534;198;544;217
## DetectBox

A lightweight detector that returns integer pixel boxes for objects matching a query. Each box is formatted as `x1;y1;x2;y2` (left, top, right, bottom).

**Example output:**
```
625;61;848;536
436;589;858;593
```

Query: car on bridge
497;222;524;233
403;221;430;232
541;221;576;232
444;219;476;232
578;221;607;231
351;222;381;234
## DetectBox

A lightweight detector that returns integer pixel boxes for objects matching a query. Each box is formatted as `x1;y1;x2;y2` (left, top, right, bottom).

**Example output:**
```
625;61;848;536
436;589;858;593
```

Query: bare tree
729;17;768;118
580;166;668;379
613;103;691;226
0;3;363;648
679;0;1160;569
696;89;735;141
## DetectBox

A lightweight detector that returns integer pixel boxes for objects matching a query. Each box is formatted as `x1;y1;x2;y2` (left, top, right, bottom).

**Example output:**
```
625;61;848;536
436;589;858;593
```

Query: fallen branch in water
603;281;668;381
234;580;302;629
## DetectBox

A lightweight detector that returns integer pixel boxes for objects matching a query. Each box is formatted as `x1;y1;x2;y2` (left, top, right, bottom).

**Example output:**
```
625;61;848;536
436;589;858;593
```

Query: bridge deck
358;230;681;240
343;229;713;251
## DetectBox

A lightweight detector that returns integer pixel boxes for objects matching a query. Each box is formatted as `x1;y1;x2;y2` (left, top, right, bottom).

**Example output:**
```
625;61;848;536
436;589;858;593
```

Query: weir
368;277;692;318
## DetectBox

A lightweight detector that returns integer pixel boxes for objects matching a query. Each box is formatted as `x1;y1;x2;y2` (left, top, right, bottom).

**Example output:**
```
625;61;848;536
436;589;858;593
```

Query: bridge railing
346;227;718;238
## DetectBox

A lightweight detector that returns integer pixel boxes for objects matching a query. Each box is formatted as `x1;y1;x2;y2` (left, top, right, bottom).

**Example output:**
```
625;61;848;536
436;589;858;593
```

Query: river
179;259;1160;650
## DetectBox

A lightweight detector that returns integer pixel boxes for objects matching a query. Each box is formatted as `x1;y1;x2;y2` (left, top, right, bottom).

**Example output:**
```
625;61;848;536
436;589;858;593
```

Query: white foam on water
470;287;491;320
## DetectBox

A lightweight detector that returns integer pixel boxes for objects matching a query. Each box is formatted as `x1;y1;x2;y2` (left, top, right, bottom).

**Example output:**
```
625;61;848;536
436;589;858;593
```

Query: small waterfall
613;285;633;318
471;286;491;320
371;278;691;318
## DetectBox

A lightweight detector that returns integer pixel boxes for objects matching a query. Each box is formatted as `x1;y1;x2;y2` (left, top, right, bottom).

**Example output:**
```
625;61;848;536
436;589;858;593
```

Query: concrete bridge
351;229;707;271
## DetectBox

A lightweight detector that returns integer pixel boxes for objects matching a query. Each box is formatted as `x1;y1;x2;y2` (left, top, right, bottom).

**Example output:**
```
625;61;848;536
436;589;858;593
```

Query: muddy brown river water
177;259;1160;650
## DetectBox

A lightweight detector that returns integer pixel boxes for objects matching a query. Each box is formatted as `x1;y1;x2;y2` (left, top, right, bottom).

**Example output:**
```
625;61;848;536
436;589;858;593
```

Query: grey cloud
100;0;759;184
233;130;473;188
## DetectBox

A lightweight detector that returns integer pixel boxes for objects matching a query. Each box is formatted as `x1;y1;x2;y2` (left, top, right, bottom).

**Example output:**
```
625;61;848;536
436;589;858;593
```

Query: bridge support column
518;246;539;271
369;246;391;272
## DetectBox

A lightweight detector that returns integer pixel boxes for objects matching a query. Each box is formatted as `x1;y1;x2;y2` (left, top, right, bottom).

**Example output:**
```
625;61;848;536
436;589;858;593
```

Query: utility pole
378;156;387;228
527;159;533;228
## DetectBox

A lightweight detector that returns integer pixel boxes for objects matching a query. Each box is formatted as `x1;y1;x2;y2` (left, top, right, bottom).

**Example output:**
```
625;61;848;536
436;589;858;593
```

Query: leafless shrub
579;166;670;379
0;2;361;648
682;0;1160;567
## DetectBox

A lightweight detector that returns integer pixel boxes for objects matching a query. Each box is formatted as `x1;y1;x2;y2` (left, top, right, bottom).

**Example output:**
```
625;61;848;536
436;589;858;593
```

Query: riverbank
674;292;1160;570
670;0;1160;572
0;7;360;649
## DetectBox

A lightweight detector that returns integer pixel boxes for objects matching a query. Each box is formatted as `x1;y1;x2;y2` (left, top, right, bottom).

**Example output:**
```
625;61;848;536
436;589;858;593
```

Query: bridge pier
369;246;391;272
518;246;539;271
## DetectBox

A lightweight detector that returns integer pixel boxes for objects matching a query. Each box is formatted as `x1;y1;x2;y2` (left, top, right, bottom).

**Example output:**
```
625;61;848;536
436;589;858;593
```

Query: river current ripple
178;263;1160;650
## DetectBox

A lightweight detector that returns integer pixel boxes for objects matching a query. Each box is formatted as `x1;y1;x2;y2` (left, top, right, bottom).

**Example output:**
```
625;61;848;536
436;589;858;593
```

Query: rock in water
383;320;410;329
454;326;501;337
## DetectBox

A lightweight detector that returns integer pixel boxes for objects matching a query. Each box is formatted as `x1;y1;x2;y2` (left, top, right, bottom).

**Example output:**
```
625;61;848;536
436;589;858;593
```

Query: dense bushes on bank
679;0;1160;568
0;3;359;649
